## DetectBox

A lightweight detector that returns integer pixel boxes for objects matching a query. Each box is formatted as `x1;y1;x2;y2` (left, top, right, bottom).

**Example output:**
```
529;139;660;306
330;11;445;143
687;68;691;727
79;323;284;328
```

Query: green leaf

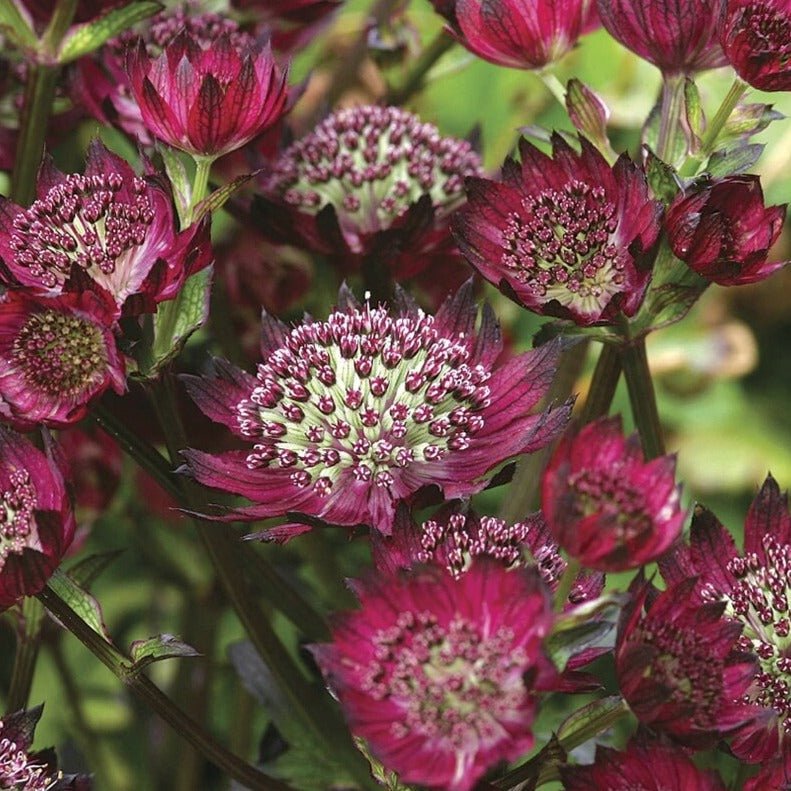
643;148;681;204
720;103;784;143
706;143;764;178
193;170;259;223
683;78;704;153
565;79;611;154
129;633;200;671
47;568;112;641
353;738;413;790
0;0;38;51
68;550;125;589
58;1;162;63
544;619;614;673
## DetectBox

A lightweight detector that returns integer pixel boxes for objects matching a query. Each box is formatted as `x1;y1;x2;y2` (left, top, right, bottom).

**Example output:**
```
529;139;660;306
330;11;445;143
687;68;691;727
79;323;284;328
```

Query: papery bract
541;416;684;571
183;283;572;536
0;429;75;610
665;175;786;286
616;576;760;748
453;135;661;326
311;561;553;791
434;0;599;70
722;0;791;91
660;475;791;761
0;140;212;317
596;0;728;75
0;290;125;429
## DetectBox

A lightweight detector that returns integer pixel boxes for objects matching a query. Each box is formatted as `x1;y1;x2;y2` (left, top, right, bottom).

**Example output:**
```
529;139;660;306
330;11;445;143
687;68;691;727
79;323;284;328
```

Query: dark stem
621;338;665;459
6;598;44;712
579;343;621;424
385;29;455;105
37;584;286;791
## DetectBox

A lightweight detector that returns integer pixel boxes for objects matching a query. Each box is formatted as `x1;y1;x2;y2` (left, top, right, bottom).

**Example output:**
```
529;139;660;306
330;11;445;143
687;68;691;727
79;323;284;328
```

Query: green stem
621;338;665;459
680;77;748;177
6;597;45;712
186;155;214;225
41;0;77;53
539;71;567;109
37;584;287;791
385;29;455;105
656;74;686;163
579;343;621;424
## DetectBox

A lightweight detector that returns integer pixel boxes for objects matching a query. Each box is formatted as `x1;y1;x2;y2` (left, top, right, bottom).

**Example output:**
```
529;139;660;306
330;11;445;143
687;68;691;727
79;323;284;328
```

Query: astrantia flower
744;760;791;790
183;283;571;535
561;734;728;790
127;27;289;158
616;576;760;748
255;105;482;280
453;135;662;326
0;291;125;429
722;0;791;91
311;561;553;791
660;475;791;760
435;0;599;70
541;416;684;571
0;140;212;317
666;175;786;286
596;0;728;75
0;429;75;610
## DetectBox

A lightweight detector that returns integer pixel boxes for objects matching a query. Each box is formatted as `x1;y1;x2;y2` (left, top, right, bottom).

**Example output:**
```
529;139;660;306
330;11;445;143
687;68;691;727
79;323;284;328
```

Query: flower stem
680;77;748;177
186;155;214;225
656;73;686;163
37;583;288;791
540;71;567;109
621;338;665;459
386;29;455;105
6;597;45;712
579;343;621;424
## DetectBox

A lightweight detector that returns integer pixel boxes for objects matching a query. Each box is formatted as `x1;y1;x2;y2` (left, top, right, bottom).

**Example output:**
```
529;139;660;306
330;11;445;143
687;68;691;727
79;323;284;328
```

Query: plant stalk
579;342;621;424
386;29;455;105
656;74;686;163
621;338;665;459
6;597;45;712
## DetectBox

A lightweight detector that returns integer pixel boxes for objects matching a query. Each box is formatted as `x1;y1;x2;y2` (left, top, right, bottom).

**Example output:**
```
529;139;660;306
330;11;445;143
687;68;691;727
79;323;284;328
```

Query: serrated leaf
193;170;259;223
706;143;764;178
129;633;200;671
47;568;112;641
354;737;412;790
0;0;38;50
68;550;124;589
643;148;681;204
57;1;162;63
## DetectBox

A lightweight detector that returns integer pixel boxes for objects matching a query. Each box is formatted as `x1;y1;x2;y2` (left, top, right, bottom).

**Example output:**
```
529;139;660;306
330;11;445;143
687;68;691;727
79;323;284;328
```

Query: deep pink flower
561;734;728;790
434;0;599;70
660;475;791;761
722;0;791;91
0;291;125;429
0;140;212;317
0;429;75;610
453;135;662;326
616;575;760;748
744;760;791;790
183;283;572;536
665;175;786;286
126;26;289;158
311;561;553;791
596;0;728;75
541;416;684;571
255;105;482;282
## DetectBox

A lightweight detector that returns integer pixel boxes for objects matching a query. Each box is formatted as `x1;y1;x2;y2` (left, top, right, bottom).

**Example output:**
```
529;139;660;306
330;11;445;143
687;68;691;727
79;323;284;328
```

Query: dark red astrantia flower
541;416;685;571
722;0;791;91
183;283;572;536
127;29;289;158
0;429;75;611
596;0;728;75
660;475;791;761
0;140;212;317
665;175;786;286
561;734;728;790
453;135;662;326
616;576;760;748
311;561;553;791
435;0;599;70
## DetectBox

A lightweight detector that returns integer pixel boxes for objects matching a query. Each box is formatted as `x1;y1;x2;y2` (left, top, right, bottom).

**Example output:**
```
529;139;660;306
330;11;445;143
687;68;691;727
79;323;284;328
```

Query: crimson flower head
183;283;572;536
434;0;599;70
722;0;791;91
453;135;662;326
255;105;482;281
0;140;212;317
666;175;786;286
541;416;684;571
127;29;289;158
596;0;728;75
561;734;728;790
0;428;75;611
0;291;125;429
660;475;791;761
311;561;553;791
616;576;760;748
